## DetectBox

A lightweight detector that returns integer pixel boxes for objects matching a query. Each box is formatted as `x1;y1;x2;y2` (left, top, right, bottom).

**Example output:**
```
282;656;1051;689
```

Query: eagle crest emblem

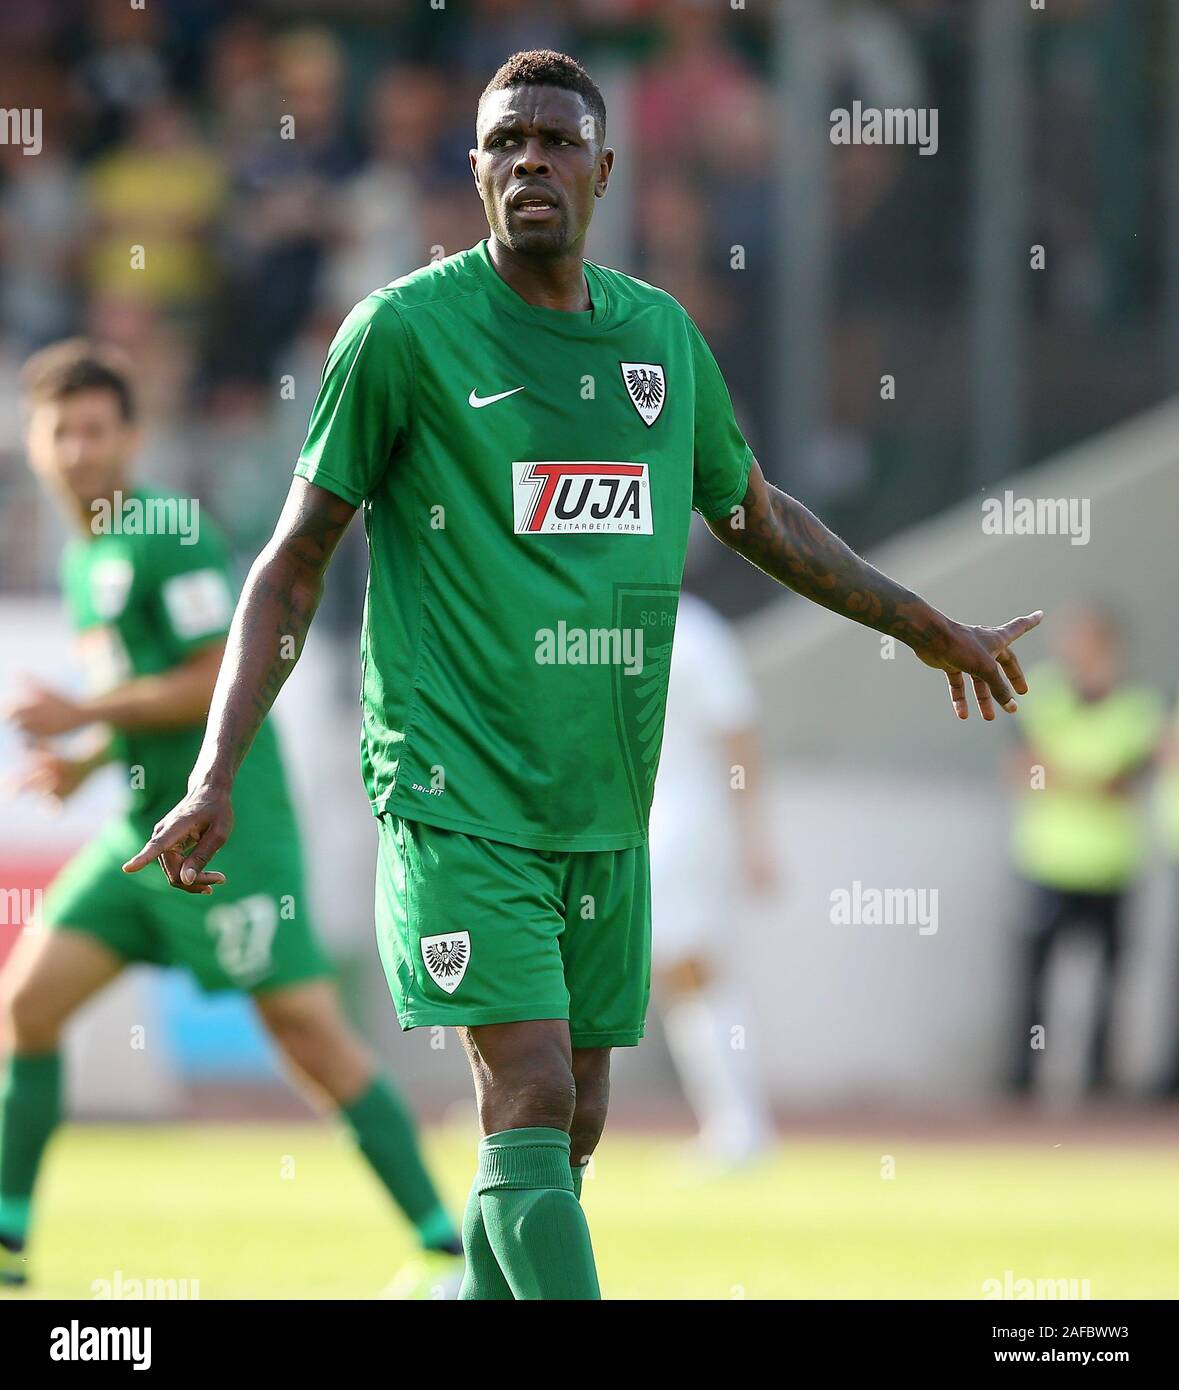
620;362;666;426
421;931;470;994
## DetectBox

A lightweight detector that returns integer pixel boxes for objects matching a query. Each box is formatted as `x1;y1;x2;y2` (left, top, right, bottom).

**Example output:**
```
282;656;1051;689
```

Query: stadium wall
736;398;1179;1102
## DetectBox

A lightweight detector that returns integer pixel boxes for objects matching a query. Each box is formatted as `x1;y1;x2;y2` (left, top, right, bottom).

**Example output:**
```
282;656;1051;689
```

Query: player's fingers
156;846;224;894
177;827;228;887
981;660;1017;714
122;814;200;873
945;669;969;720
156;847;185;889
996;611;1043;647
972;674;997;721
123;834;176;874
24;771;57;798
997;645;1028;695
12;763;44;793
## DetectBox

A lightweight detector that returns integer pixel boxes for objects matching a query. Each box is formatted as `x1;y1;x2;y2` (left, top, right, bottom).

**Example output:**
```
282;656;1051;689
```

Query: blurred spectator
0;117;82;352
209;27;361;387
630;4;772;451
452;0;572;83
205;14;277;154
84;294;195;443
633;173;726;331
322;65;437;310
1006;606;1164;1096
632;1;759;163
83;96;226;321
1156;690;1179;1096
72;0;171;156
186;381;290;561
0;0;1170;601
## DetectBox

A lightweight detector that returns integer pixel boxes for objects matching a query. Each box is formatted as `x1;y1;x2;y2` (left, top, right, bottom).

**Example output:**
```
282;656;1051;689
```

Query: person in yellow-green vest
1007;606;1163;1096
1157;696;1179;1096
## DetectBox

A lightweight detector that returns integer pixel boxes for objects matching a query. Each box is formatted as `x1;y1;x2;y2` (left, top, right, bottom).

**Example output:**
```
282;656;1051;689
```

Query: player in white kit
648;588;777;1166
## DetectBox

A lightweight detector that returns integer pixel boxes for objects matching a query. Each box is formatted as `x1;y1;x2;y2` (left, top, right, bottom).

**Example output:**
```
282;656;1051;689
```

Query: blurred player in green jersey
0;339;462;1296
128;51;1042;1300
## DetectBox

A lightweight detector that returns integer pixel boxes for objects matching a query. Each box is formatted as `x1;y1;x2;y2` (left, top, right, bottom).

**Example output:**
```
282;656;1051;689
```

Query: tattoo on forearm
711;468;950;655
197;487;355;783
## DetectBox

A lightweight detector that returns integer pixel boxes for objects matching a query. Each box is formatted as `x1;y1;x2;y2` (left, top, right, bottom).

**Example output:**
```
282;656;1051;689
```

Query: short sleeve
686;316;754;521
146;517;235;656
294;293;412;505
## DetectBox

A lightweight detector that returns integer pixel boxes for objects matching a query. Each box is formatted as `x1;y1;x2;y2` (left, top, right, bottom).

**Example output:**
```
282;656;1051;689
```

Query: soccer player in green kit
128;51;1043;1299
0;340;463;1295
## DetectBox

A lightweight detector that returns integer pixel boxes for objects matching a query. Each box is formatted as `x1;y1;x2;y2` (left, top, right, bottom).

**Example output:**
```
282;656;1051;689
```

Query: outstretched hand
914;611;1043;721
122;785;234;893
4;680;85;738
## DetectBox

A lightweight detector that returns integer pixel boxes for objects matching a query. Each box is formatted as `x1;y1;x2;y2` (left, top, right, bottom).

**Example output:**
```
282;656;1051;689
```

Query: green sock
0;1050;62;1244
459;1147;592;1298
458;1178;514;1300
476;1127;600;1300
341;1074;458;1251
571;1160;588;1202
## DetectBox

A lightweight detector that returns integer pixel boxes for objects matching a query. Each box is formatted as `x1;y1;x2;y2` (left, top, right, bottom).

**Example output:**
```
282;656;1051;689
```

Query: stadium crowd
0;0;1168;606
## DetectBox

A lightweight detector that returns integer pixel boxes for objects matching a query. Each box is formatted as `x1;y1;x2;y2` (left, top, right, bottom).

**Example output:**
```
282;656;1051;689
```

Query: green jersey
62;487;295;835
295;240;753;851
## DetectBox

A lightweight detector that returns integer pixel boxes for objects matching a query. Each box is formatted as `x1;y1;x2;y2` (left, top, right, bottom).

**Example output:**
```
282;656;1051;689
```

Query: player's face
25;390;137;512
1058;612;1121;693
471;86;612;257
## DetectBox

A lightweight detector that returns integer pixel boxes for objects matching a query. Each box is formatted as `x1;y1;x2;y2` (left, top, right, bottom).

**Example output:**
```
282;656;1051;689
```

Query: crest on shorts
620;362;666;427
421;931;470;994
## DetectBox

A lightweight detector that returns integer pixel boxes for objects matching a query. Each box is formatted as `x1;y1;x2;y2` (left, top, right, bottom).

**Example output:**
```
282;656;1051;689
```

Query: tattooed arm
123;478;357;892
707;459;1042;722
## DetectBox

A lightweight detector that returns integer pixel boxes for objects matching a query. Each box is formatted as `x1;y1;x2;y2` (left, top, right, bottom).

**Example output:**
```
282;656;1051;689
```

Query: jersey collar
474;238;610;331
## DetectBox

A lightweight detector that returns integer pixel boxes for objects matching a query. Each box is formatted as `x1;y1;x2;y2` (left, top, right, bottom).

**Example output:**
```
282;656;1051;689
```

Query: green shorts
375;815;651;1048
41;817;332;995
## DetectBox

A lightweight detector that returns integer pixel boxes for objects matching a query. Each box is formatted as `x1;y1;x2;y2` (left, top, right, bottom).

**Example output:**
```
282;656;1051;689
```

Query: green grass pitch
9;1123;1179;1299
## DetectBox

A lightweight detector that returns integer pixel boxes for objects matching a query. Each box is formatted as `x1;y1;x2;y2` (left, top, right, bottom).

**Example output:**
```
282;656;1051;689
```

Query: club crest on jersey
620;362;666;427
421;931;470;994
512;461;652;535
90;557;134;620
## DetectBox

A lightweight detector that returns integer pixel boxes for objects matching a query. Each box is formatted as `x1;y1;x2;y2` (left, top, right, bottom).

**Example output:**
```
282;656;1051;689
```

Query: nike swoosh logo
468;385;526;408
